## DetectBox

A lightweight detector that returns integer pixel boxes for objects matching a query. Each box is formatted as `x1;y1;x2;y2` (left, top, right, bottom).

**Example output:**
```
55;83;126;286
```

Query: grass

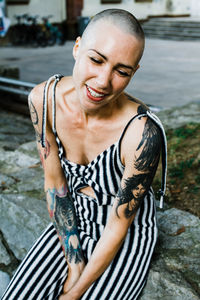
153;122;200;217
168;158;195;179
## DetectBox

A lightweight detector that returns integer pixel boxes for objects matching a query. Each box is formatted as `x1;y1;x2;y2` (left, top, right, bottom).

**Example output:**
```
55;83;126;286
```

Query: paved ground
1;38;200;109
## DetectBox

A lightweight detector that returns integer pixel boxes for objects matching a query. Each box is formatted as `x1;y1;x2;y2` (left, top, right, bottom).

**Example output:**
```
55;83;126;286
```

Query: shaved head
81;9;145;64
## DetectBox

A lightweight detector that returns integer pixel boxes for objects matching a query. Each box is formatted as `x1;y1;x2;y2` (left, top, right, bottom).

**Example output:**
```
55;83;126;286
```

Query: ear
131;64;140;77
134;64;140;72
135;64;140;71
73;36;81;60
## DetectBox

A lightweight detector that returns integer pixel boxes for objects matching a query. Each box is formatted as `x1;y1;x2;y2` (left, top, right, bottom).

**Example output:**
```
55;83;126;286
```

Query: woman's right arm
28;85;85;292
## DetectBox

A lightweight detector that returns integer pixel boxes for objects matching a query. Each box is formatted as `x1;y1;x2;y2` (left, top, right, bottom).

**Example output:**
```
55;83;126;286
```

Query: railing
0;77;36;97
0;76;162;113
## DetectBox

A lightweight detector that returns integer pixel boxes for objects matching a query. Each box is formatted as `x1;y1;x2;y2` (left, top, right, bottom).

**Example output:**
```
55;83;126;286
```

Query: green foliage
169;158;195;179
195;173;200;184
173;123;198;140
153;122;200;216
191;186;199;194
167;123;200;154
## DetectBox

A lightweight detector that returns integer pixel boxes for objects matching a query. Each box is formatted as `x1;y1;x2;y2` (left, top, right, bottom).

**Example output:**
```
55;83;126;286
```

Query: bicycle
9;14;64;47
41;15;64;46
10;14;28;45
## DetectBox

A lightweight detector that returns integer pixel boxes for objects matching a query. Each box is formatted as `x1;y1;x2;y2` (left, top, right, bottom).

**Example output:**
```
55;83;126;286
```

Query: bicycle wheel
36;30;48;47
47;32;56;46
10;26;23;45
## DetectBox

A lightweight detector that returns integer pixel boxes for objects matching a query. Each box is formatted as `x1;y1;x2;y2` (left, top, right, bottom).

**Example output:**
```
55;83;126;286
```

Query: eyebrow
89;49;134;71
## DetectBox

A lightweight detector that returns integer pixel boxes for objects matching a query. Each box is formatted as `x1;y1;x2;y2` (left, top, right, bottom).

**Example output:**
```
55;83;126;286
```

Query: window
135;0;153;2
6;0;30;4
101;0;122;4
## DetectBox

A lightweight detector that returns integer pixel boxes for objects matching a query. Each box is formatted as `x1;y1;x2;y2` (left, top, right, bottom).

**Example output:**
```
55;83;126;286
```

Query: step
144;28;200;36
143;20;200;28
143;26;200;34
143;28;200;36
144;32;200;40
142;23;200;30
142;22;200;30
142;18;200;40
144;18;200;23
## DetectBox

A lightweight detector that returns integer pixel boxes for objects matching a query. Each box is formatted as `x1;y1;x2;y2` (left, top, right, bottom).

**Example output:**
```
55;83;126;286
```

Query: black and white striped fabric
2;75;167;300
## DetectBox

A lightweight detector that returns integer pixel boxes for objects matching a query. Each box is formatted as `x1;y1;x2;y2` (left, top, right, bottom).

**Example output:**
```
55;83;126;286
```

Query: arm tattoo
116;108;161;219
47;186;84;264
116;173;154;218
28;94;50;161
29;97;38;125
134;118;160;172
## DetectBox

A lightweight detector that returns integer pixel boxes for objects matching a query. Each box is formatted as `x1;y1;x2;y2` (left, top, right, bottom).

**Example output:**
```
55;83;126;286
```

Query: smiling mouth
86;85;107;101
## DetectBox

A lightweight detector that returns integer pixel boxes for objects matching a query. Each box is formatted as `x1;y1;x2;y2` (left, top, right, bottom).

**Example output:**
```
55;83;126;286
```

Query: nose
95;65;112;90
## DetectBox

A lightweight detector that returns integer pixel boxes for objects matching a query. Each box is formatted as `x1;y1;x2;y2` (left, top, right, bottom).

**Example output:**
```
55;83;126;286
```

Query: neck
80;96;124;122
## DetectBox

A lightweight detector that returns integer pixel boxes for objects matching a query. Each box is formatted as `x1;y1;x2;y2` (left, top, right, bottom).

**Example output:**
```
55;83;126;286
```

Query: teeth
87;86;104;98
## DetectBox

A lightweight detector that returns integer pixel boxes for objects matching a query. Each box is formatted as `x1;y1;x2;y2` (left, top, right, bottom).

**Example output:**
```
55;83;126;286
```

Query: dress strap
41;74;63;148
118;113;148;145
146;110;167;209
118;109;167;209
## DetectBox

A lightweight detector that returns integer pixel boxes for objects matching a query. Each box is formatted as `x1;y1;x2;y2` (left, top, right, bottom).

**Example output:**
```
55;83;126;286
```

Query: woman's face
72;21;142;113
132;184;146;199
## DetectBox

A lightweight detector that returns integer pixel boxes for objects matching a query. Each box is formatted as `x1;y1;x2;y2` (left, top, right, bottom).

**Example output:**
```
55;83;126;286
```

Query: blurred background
0;1;200;299
1;0;200;40
1;0;200;111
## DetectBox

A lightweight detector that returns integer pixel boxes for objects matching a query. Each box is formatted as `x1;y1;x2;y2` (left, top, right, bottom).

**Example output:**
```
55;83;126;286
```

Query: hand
61;260;85;295
59;291;78;300
59;285;80;300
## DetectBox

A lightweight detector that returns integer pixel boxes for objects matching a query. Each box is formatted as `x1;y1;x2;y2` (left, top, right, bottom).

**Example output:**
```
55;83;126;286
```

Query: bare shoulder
121;96;161;166
27;82;49;149
124;92;150;112
57;75;73;89
29;76;71;106
122;93;150;123
29;81;46;106
28;76;72;126
28;80;47;123
122;93;150;136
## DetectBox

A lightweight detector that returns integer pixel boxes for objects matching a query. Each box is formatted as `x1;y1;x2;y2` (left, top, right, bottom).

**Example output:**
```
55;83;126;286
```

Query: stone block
0;271;10;298
0;65;19;79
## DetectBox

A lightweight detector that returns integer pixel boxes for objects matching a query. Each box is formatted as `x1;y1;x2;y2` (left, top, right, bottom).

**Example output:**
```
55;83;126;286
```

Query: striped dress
2;75;167;300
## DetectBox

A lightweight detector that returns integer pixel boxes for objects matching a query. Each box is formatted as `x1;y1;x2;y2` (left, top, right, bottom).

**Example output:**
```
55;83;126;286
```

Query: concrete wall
190;0;200;16
7;0;198;26
165;0;190;15
82;0;191;20
7;0;66;25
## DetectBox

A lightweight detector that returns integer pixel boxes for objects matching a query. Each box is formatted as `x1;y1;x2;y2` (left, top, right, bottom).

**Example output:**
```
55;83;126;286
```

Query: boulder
157;101;200;130
0;194;49;261
0;104;199;298
0;65;19;79
0;148;39;174
0;239;11;266
0;271;10;298
140;208;200;299
0;109;34;151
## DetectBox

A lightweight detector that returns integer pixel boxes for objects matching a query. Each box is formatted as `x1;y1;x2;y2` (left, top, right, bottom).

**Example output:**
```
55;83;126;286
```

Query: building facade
6;0;200;26
82;0;192;20
6;0;66;24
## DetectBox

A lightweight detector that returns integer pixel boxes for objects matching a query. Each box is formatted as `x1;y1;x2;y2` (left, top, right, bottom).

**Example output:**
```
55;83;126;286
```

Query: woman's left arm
59;117;161;300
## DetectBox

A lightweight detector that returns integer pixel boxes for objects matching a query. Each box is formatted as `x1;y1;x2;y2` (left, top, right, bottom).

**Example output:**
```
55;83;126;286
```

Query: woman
2;9;167;300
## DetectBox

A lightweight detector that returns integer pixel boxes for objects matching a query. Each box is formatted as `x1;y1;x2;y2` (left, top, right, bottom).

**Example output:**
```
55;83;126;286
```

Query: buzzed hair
81;9;145;62
85;9;144;40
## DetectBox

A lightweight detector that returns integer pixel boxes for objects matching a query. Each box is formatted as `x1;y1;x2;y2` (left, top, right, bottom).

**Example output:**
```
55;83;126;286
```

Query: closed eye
89;57;102;64
117;70;130;77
